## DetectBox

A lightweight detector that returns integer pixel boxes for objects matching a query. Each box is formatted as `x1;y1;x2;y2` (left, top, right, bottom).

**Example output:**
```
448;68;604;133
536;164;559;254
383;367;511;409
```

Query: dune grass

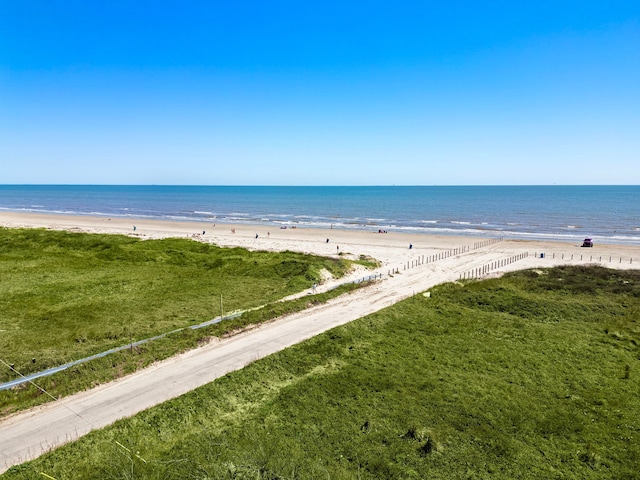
0;227;358;415
3;265;639;479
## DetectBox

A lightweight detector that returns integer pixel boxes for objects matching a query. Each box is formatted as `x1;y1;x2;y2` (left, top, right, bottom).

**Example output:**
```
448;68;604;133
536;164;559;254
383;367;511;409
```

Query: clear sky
1;1;639;185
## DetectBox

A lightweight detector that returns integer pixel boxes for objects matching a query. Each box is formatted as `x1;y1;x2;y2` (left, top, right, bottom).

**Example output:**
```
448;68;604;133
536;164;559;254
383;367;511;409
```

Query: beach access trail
1;213;640;473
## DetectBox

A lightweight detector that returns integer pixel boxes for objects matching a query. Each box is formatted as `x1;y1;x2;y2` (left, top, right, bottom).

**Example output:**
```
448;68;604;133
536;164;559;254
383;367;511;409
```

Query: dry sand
3;211;639;281
1;211;640;472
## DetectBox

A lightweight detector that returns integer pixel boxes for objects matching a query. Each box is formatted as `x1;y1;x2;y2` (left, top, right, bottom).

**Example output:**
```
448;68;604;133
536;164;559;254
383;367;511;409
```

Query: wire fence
460;252;529;280
535;252;634;264
385;237;505;276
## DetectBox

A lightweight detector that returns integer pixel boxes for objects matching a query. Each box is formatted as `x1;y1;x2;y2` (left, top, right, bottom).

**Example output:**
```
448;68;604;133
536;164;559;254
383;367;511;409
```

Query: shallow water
1;185;639;244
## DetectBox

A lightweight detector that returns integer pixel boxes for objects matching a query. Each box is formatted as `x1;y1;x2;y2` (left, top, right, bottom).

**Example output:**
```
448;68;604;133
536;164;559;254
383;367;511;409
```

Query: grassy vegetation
0;227;357;415
3;265;639;479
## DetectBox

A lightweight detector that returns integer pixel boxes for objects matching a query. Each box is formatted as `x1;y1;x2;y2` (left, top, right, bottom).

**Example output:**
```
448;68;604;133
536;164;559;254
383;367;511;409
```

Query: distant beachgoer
326;238;330;243
337;245;339;253
312;283;317;293
267;232;270;237
203;230;206;235
231;228;235;234
255;233;259;239
409;244;413;249
133;226;136;231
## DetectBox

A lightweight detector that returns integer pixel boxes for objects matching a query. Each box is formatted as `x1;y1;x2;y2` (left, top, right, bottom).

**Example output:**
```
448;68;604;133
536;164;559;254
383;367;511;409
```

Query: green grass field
3;265;639;479
0;227;359;415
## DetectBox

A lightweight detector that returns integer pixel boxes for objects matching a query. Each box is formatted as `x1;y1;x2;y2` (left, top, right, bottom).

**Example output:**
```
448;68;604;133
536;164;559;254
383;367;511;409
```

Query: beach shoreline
3;185;639;245
2;211;640;270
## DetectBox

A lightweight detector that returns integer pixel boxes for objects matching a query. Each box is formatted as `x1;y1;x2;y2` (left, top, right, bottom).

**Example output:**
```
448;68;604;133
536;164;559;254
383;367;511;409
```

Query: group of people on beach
171;224;347;255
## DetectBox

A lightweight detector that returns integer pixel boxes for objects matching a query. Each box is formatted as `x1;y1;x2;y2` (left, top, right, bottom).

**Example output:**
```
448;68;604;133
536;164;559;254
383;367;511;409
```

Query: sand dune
1;212;639;472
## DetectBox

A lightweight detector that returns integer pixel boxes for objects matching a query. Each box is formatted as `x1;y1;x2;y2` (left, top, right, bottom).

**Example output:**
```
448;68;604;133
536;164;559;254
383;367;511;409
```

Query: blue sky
1;1;639;185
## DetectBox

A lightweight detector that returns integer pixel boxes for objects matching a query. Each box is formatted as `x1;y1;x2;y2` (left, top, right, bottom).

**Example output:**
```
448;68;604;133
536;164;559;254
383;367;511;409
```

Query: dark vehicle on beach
582;238;594;247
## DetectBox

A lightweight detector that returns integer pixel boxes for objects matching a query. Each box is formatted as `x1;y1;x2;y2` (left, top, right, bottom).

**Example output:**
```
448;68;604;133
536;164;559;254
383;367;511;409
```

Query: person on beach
312;283;317;293
255;233;259;239
326;238;329;243
409;244;413;249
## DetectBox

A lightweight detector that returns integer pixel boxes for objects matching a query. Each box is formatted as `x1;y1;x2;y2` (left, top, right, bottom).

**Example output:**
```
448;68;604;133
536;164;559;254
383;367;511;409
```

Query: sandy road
1;224;639;472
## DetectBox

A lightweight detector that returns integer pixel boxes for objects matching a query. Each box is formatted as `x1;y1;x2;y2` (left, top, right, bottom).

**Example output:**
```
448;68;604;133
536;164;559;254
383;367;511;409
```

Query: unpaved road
0;242;635;473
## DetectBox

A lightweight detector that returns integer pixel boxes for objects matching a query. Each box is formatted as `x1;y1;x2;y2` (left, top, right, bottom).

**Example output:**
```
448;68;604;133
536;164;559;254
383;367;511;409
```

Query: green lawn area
3;265;639;479
0;227;356;415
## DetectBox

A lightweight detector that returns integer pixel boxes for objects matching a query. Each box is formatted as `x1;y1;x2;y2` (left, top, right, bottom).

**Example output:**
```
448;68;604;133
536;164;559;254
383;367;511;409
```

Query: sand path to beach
1;212;639;472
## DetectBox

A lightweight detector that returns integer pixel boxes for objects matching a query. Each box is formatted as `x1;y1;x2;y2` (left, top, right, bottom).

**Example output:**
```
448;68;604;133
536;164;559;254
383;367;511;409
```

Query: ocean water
1;185;639;244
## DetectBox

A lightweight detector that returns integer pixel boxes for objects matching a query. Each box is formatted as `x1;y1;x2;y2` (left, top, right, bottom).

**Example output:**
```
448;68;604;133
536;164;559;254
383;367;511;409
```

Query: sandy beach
2;210;640;472
3;211;640;279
